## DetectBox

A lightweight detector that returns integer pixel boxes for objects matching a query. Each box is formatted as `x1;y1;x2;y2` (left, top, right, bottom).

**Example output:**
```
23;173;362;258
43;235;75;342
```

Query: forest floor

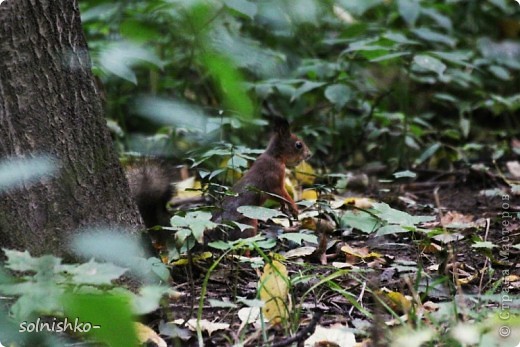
151;165;519;347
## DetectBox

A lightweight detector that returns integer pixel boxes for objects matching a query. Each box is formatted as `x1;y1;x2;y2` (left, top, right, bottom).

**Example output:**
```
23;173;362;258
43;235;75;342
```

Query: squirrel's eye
295;141;303;150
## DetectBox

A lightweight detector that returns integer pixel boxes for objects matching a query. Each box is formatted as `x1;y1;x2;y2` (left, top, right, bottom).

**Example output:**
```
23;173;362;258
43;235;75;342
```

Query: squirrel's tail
125;161;174;228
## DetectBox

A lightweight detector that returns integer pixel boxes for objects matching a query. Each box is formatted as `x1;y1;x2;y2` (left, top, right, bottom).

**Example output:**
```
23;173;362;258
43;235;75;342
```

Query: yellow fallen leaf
378;289;412;314
171;252;212;266
259;260;290;325
301;189;318;201
330;196;374;209
344;197;374;209
285;176;296;199
175;176;202;198
295;161;316;185
135;322;167;347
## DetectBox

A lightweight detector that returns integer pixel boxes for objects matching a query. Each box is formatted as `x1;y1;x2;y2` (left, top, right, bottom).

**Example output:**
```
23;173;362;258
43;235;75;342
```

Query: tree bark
0;0;144;256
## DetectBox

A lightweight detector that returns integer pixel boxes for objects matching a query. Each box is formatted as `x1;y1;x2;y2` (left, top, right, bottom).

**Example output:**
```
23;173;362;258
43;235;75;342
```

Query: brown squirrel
210;117;311;241
126;118;310;244
125;161;175;229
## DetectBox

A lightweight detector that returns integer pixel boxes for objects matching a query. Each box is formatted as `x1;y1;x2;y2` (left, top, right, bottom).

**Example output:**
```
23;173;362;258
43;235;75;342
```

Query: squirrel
125;161;175;229
210;117;311;241
125;117;311;245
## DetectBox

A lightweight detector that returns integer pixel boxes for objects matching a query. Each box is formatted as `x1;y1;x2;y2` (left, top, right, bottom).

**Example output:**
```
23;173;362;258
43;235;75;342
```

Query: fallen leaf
259;260;290;325
238;307;262;331
341;244;381;263
301;189;318;200
304;324;357;347
332;262;355;269
422;301;439;313
378;288;412;314
295;161;316;185
506;161;520;178
172;318;229;336
344;197;375;209
284;246;316;259
174;176;202;198
135;322;167;347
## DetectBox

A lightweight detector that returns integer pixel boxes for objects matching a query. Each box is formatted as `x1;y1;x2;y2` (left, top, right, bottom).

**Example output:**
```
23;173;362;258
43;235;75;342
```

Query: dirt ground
152;165;519;346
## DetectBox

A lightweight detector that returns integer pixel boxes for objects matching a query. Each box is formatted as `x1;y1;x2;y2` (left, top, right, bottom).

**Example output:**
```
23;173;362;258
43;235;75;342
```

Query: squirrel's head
267;116;311;167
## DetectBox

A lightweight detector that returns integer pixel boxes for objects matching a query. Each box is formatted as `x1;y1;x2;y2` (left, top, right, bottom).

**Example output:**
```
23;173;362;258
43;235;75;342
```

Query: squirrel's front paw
288;205;299;219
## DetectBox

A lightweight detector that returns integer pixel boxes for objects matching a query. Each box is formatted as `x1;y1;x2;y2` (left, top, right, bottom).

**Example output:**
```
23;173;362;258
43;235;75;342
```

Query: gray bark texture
0;0;144;256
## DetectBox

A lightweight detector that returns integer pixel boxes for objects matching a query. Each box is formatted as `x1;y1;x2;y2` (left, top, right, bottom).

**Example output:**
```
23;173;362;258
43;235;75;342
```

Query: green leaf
63;293;138;347
488;65;510;80
170;211;216;243
414;142;441;166
208;299;238;308
472;241;497;249
370;52;411;62
227;155;249;169
68;260;128;285
291;81;326;101
237;206;285;221
147;257;171;282
421;8;453;31
201;52;254;119
70;229;145;265
460;118;470;138
120;19;160;43
397;0;420;27
131;285;173;315
383;32;419;45
7;282;64;321
208;240;232;250
375;225;408;236
431;51;473;66
412;28;457;47
341;210;381;233
393;170;417;179
3;249;61;273
412;55;446;78
372;203;435;227
224;0;257;19
99;42;164;84
324;84;352;108
134;96;209;132
336;0;384;16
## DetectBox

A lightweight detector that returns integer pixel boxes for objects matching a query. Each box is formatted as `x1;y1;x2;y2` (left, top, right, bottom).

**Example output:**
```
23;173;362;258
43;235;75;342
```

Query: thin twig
477;218;491;295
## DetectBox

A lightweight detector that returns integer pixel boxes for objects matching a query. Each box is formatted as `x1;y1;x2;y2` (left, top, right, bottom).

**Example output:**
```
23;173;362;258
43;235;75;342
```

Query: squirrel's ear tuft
267;115;291;136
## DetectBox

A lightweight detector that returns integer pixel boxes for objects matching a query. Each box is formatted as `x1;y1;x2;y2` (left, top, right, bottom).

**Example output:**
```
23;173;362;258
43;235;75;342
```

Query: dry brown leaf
420;242;442;254
422;301;440;313
341;244;381;263
441;211;474;228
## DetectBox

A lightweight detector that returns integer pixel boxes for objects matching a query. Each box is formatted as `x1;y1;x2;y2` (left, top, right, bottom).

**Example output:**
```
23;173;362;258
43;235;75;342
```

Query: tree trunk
0;0;144;256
